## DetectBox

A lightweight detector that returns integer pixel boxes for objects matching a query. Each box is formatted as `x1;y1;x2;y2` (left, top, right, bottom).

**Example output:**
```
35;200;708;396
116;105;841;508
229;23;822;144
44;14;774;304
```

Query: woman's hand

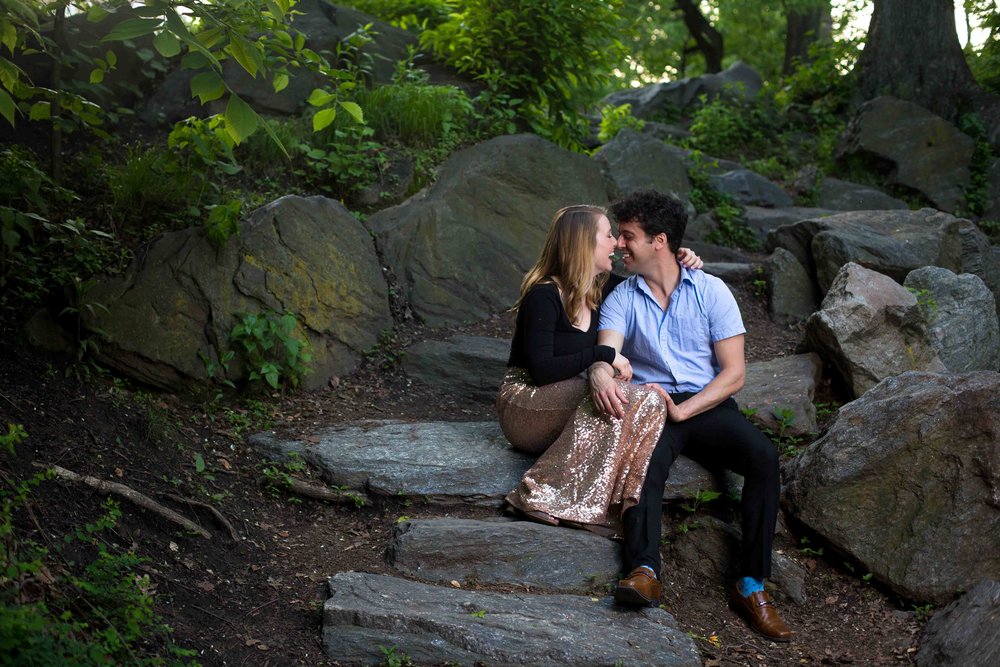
678;247;703;270
611;352;633;382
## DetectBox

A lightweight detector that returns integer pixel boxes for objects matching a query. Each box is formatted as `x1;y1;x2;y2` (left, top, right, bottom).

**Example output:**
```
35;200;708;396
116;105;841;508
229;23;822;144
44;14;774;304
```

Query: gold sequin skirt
500;369;667;539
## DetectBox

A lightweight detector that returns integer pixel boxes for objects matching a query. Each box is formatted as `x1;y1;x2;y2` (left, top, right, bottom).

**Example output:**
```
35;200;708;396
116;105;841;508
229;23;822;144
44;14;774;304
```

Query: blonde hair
513;205;609;326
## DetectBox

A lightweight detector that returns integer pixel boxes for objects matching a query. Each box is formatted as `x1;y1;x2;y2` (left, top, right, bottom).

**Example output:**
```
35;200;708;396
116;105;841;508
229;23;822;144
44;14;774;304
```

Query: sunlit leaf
190;71;225;104
153;31;181;58
306;88;335;107
89;68;104;84
338;100;363;123
227;33;263;79
312;107;336;131
28;100;49;121
102;18;162;43
1;20;16;53
105;50;117;68
224;93;258;144
272;72;289;93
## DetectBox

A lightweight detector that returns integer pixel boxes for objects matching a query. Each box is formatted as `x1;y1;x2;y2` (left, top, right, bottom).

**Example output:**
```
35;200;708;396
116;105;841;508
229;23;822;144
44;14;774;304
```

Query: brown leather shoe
730;584;792;642
615;567;661;607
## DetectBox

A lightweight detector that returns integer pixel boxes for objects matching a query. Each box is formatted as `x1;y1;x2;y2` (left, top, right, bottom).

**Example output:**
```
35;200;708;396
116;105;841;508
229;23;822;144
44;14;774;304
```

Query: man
589;190;792;642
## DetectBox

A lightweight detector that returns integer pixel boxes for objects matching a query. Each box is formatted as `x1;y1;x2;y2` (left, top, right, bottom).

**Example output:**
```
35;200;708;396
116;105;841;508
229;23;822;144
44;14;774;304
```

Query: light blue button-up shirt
598;268;746;393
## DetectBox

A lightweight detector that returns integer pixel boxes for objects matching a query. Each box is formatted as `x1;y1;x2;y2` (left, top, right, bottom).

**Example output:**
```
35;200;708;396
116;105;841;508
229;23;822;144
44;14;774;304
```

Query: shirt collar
632;265;696;298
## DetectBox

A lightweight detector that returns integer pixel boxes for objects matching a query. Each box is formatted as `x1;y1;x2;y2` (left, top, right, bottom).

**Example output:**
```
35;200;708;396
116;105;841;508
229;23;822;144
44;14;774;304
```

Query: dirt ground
0;276;925;666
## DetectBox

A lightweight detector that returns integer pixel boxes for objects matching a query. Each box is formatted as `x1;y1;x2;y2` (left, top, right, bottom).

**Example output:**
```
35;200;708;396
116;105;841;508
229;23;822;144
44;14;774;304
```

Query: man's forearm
672;366;745;421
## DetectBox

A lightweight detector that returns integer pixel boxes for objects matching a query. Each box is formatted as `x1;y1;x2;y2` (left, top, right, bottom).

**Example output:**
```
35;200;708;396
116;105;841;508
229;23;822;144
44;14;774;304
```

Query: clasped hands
589;356;686;422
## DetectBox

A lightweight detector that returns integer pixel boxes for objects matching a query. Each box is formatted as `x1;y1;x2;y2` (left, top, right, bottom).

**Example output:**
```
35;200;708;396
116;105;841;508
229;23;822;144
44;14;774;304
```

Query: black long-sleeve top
507;275;624;386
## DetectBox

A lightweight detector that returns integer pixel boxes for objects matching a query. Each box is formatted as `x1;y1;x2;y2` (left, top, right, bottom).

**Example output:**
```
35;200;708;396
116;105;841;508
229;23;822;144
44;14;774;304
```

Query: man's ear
654;232;669;249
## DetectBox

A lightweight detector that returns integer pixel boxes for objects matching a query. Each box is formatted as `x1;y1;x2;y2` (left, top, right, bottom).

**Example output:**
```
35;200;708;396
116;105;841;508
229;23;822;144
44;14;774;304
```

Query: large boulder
903;267;1000;372
805;263;945;398
742;206;835;243
916;579;1000;667
782;371;1000;605
816;177;908;211
838;96;975;213
765;209;998;302
708;169;793;208
736;353;822;436
85;196;390;390
602;61;762;119
592;128;692;201
402;335;509;402
766;247;817;324
368;134;608;326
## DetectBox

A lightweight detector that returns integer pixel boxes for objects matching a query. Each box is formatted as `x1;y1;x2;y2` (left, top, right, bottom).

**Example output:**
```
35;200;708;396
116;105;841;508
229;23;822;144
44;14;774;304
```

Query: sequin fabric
505;377;667;539
496;368;588;455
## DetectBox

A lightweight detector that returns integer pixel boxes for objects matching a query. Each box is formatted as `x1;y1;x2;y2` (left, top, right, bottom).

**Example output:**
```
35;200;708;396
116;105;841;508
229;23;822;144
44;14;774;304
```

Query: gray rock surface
838;96;974;213
249;421;532;506
387;518;622;591
602;61;762;119
737;353;822;436
250;420;729;505
805;263;945;398
592;128;692;201
369;134;608;326
703;262;758;282
85;195;391;390
984;158;1000;221
765;209;992;297
817;177;908;211
709;169;793;208
742;205;835;242
916;579;1000;667
323;572;701;666
402;335;509;402
766;248;817;324
782;371;1000;605
904;267;1000;372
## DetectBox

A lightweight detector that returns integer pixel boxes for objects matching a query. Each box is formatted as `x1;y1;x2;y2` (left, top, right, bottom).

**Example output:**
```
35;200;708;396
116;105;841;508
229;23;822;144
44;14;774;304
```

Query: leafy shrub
229;310;312;389
345;0;455;30
104;144;204;231
298;121;386;198
958;113;996;218
685;93;773;159
597;103;645;143
357;82;472;147
420;0;626;147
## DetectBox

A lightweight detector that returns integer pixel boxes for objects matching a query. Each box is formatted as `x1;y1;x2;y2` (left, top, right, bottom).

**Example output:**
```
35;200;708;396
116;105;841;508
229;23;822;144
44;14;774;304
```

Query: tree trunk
855;0;1000;146
783;2;832;75
674;0;723;73
51;4;65;184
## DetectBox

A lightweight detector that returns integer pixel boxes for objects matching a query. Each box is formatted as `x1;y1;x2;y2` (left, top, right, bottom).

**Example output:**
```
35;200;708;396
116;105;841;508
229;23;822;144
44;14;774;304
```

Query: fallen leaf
169;541;179;552
277;530;290;538
113;467;124;477
245;639;259;646
217;457;232;470
303;435;321;444
195;581;215;592
450;580;461;588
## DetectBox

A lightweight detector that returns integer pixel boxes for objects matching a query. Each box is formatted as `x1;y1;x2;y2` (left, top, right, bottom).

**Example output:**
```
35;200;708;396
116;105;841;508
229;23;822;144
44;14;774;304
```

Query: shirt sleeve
519;286;616;386
704;276;746;341
598;279;629;335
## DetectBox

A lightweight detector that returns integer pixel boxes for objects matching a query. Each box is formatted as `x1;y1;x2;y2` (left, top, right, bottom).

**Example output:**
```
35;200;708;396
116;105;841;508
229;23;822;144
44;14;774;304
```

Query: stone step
250;420;729;506
323;572;701;666
386;518;622;592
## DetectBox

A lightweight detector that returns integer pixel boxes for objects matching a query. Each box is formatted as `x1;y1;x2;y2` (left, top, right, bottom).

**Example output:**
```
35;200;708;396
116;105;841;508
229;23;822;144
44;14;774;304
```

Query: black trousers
621;393;779;579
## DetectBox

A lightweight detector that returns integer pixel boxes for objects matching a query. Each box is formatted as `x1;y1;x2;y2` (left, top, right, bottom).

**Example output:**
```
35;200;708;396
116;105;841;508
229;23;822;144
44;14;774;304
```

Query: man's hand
590;362;628;419
646;383;687;422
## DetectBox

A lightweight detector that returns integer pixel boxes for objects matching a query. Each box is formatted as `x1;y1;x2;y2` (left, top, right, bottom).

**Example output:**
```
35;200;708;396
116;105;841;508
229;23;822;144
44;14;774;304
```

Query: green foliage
297;123;385;197
685;93;773;160
1;422;28;455
228;310;312;389
105;144;203;231
1;435;195;665
966;1;1000;95
344;0;455;30
906;286;938;312
203;200;242;247
421;0;626;148
379;645;415;667
769;406;805;457
597;103;645;143
685;152;760;250
680;489;722;513
957;113;996;218
798;536;823;557
358;82;472;147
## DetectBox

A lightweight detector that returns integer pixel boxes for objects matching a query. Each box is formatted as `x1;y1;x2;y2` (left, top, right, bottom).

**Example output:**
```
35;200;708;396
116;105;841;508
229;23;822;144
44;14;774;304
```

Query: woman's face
593;215;617;275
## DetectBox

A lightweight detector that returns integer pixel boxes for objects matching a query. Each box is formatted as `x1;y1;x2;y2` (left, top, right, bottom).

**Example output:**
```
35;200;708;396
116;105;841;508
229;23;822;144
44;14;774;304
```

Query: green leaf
105;50;117;68
194;453;206;473
272;72;289;93
224;94;258;144
190;71;225;104
165;9;221;72
265;0;285;20
338;100;363;124
28;101;49;121
102;18;162;43
312;107;336;132
1;20;16;53
0;57;21;91
87;6;110;23
227;33;263;79
306;88;335;107
259;116;290;159
0;88;13;125
89;68;104;84
153;31;181;58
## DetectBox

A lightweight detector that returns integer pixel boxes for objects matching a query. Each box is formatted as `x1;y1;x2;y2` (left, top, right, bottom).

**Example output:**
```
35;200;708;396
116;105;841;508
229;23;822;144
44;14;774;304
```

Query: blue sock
737;576;764;597
637;565;657;579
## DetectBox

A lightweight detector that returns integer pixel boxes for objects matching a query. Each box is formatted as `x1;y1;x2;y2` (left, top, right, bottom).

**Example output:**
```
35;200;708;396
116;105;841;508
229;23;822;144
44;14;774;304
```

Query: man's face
616;221;656;274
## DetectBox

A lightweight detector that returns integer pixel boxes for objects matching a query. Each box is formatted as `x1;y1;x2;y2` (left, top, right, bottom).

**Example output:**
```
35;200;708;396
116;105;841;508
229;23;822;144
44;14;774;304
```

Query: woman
497;204;701;536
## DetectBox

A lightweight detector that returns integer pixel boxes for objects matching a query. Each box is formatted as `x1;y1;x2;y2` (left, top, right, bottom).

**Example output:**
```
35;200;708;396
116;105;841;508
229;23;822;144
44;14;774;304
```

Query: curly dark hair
609;190;687;254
